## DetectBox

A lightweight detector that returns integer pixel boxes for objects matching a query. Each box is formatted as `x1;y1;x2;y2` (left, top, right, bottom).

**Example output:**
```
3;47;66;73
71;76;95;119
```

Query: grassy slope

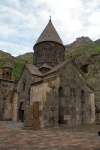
65;44;100;60
12;53;33;79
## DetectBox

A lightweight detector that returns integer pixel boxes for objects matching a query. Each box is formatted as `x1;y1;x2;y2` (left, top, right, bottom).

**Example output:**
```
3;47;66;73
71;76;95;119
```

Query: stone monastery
0;19;96;128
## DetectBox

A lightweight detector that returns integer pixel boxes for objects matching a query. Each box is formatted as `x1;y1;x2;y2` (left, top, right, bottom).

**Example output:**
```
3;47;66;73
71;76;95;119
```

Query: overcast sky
0;0;100;56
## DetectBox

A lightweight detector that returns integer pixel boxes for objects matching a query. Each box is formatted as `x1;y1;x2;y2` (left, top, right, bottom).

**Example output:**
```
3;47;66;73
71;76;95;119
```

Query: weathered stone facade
74;54;100;122
18;64;42;122
30;61;95;128
0;65;18;121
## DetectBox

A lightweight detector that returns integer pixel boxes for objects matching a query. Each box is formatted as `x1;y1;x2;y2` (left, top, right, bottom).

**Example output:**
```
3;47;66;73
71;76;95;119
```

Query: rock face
65;36;94;52
0;50;13;59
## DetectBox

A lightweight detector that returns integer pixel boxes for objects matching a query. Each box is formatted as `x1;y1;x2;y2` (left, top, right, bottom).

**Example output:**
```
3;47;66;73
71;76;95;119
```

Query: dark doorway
19;102;24;122
58;106;63;124
58;87;63;124
81;64;89;73
81;90;85;123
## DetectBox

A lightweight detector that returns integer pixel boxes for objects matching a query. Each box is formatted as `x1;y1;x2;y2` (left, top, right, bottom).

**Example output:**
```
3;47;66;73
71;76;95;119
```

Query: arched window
70;88;76;97
23;79;26;91
6;72;9;76
59;87;63;98
57;54;58;60
58;87;63;124
42;50;48;59
43;50;45;59
81;90;85;103
28;87;30;101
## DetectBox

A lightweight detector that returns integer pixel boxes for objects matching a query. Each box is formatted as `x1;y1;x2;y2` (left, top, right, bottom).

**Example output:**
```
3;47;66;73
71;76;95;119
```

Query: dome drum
34;41;65;67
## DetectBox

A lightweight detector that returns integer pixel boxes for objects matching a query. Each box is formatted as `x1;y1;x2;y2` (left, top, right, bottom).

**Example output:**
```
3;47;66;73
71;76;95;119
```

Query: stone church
17;19;95;128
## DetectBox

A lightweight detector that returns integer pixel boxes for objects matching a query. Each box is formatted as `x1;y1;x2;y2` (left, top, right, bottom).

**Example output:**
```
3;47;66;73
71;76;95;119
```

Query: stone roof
38;63;52;70
44;60;68;75
44;59;87;79
35;19;63;45
3;62;13;69
43;59;93;91
26;64;43;76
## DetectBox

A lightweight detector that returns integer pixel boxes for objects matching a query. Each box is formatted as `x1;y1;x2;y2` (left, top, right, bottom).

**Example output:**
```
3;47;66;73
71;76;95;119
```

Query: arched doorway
58;87;63;124
19;102;24;122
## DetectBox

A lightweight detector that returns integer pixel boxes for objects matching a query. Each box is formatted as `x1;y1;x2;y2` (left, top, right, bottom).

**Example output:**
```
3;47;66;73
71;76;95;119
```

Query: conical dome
33;19;65;68
35;19;63;45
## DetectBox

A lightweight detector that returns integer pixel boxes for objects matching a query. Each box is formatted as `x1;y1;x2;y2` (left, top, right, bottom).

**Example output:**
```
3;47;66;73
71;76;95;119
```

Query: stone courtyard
0;121;100;150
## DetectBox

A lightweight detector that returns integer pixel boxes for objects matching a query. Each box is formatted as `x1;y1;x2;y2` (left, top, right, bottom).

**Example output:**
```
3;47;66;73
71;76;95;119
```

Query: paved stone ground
0;121;100;150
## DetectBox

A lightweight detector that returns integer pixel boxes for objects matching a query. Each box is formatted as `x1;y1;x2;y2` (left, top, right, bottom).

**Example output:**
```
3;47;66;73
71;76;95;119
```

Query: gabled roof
43;58;86;79
43;58;87;77
44;60;68;75
38;63;52;70
35;19;63;45
43;59;94;91
18;64;43;81
26;64;43;76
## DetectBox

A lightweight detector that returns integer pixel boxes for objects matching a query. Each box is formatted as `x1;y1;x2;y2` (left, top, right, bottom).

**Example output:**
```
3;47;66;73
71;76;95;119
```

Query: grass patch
12;60;25;80
92;46;100;54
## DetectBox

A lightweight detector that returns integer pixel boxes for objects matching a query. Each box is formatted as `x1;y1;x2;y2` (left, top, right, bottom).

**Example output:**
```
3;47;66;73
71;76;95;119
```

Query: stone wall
18;66;41;105
30;76;59;128
24;105;33;127
18;66;33;106
0;79;18;121
74;54;100;122
12;91;18;121
58;62;95;125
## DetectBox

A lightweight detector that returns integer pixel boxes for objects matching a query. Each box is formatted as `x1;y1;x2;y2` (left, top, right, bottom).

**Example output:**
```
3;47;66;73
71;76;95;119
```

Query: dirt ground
0;121;100;150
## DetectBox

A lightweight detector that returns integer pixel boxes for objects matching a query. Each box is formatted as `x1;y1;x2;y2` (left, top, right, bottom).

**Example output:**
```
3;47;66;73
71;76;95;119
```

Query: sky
0;0;100;56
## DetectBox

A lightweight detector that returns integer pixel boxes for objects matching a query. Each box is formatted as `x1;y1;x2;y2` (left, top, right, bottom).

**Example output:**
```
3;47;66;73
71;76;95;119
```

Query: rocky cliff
65;36;94;52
